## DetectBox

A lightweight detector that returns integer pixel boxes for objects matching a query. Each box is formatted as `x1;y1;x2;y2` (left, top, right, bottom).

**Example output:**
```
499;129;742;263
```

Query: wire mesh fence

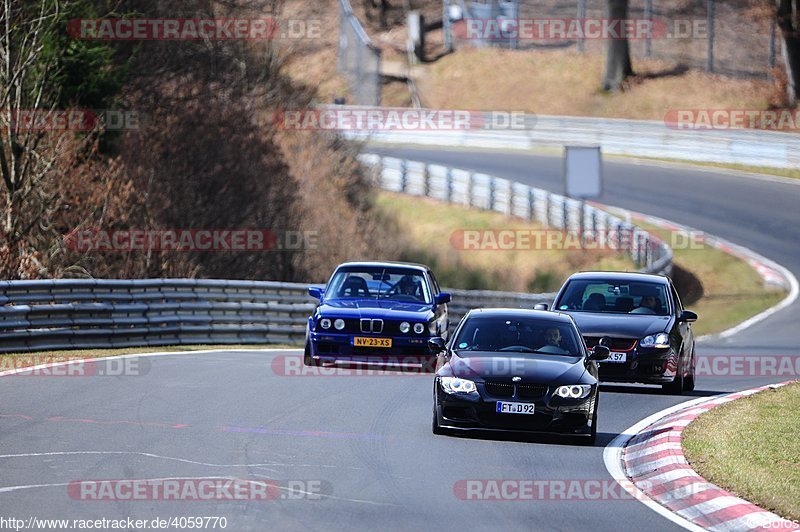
337;0;383;105
445;0;778;78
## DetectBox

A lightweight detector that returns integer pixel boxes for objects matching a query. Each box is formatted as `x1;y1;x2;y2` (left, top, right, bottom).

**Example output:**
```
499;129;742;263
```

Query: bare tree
776;0;800;105
0;0;76;278
601;0;634;91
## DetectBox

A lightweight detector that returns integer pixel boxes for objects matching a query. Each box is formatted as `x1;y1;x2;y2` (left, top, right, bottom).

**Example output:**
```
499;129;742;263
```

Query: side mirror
428;337;446;354
435;293;451;305
308;286;324;300
589;345;611;361
679;310;698;323
534;303;548;311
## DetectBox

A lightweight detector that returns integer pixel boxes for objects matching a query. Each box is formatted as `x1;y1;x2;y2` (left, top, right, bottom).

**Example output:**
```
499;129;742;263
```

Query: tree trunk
601;0;634;91
777;0;800;106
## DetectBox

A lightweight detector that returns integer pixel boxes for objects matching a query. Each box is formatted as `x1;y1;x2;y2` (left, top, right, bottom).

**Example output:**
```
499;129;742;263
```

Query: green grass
637;222;786;336
683;382;800;521
376;191;635;293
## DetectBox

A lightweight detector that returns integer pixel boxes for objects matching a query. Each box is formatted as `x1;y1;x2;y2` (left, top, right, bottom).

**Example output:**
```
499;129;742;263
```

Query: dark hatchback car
430;309;610;443
541;272;698;394
304;261;451;368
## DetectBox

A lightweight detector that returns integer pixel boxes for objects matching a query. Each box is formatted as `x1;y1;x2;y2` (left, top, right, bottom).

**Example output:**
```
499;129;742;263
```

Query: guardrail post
489;177;496;211
545;193;552;226
562;198;569;230
424;164;431;197
446;167;454;203
528;188;535;221
400;159;408;192
468;173;475;207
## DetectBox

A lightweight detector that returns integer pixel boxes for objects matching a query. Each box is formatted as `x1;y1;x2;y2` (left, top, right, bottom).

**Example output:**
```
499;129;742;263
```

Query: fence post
644;0;652;58
489;177;496;211
706;0;715;73
562;197;569;229
545;193;552;226
577;0;586;53
424;164;431;197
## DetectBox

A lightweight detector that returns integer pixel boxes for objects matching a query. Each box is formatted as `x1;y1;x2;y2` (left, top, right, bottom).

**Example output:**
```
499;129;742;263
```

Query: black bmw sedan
543;271;698;394
430;309;610;443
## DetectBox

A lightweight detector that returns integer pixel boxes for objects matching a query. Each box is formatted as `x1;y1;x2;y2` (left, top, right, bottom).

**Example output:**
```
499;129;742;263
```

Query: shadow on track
600;384;725;397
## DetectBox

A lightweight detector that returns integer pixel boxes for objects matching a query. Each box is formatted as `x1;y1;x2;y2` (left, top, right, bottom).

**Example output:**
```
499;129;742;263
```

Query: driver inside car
397;275;421;299
538;327;569;355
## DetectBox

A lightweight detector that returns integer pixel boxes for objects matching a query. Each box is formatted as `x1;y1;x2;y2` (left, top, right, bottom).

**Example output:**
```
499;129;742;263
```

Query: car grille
319;319;425;336
584;336;637;351
516;384;548;399
484;382;548;399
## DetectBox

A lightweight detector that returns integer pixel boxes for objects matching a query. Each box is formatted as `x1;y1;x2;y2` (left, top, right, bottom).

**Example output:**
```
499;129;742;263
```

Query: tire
303;342;319;367
578;395;598;445
432;403;445;435
662;360;685;394
683;350;696;392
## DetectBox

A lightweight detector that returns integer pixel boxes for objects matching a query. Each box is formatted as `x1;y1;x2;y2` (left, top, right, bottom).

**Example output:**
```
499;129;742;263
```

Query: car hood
317;299;434;321
564;312;673;338
444;352;587;384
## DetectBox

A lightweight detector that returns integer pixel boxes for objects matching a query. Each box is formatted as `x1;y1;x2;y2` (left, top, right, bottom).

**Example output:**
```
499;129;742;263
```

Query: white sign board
564;146;602;199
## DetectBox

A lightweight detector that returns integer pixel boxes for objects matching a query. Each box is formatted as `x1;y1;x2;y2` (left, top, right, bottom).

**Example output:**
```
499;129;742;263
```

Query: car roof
336;261;429;272
467;308;574;323
566;271;669;284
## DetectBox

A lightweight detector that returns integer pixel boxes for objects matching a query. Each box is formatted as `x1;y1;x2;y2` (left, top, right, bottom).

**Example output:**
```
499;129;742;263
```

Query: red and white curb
616;381;799;531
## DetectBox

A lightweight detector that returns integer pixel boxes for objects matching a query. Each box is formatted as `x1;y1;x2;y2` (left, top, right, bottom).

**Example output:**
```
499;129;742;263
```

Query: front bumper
434;385;595;435
598;347;678;384
308;331;433;363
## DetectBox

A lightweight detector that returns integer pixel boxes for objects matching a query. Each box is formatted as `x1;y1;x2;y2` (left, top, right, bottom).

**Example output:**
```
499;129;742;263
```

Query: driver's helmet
398;275;420;296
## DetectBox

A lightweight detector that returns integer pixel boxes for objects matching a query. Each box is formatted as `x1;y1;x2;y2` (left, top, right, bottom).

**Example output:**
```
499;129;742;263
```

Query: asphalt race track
1;149;799;531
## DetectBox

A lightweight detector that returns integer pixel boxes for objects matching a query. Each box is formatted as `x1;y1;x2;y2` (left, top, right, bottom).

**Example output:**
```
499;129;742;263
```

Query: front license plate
353;337;392;348
496;402;535;415
601;352;627;363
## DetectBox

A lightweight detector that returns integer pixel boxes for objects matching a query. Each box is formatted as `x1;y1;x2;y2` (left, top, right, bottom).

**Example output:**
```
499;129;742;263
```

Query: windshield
326;267;432;303
556;280;670;316
452;316;583;357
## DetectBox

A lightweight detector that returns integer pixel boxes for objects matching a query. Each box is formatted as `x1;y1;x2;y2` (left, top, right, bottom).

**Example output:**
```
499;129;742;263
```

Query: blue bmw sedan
304;261;451;370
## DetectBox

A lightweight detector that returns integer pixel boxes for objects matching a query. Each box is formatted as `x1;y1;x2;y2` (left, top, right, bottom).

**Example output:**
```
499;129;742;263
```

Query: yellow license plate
353;337;392;348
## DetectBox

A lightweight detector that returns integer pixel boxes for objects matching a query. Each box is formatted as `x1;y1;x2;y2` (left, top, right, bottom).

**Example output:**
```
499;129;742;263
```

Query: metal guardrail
340;110;800;169
359;153;673;276
0;280;554;354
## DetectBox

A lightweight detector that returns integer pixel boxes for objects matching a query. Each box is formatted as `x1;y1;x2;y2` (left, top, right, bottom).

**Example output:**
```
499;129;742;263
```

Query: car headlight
440;377;478;395
640;332;670;348
320;318;331;330
413;323;425;334
399;322;411;334
554;385;592;399
334;319;345;331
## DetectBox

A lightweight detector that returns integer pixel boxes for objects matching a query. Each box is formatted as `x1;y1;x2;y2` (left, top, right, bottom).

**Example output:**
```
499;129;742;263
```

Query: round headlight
334;319;345;330
320;318;331;330
399;322;411;334
413;323;425;334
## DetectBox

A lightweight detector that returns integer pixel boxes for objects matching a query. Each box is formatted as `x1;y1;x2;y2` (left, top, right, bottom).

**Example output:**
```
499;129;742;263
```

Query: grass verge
683;382;800;521
0;344;298;370
376;191;635;293
637;222;786;336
